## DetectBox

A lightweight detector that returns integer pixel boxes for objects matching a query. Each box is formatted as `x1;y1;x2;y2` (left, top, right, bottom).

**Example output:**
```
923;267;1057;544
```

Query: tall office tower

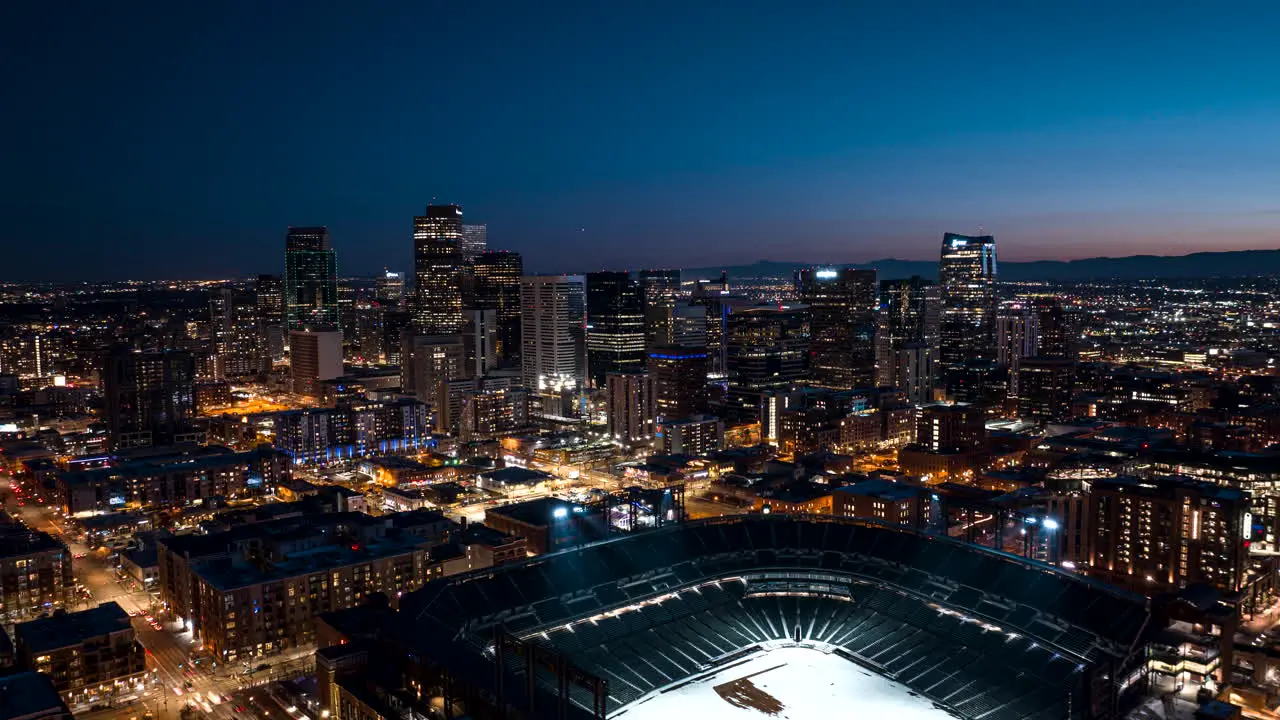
520;275;587;411
337;283;358;350
462;309;499;378
606;372;656;450
472;251;523;364
648;346;709;421
412;204;465;335
639;268;681;345
354;302;385;363
585;271;646;387
208;288;259;378
939;232;998;370
875;277;940;399
1016;356;1075;421
1033;296;1076;359
284;226;339;330
639;268;681;306
996;304;1039;397
460;223;488;262
376;270;405;309
381;310;412;366
288;329;343;398
796;268;877;390
255;275;286;367
101;347;196;450
696;293;750;379
725;304;810;419
646;300;707;350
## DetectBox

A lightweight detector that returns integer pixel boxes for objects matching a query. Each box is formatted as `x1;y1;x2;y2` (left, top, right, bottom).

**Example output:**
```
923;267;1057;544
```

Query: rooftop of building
161;510;385;560
0;672;71;720
456;522;522;548
836;478;927;502
477;466;553;485
59;445;274;485
191;531;427;591
361;455;429;470
760;480;834;505
0;515;66;560
15;602;131;654
484;497;583;529
1094;475;1248;501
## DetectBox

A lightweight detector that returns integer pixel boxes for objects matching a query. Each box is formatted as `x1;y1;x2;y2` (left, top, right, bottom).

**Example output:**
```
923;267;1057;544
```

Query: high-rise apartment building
1089;476;1248;595
209;287;259;378
473;251;523;364
412;204;465;335
648;346;709;421
284;226;339;331
996;304;1039;368
796;268;877;389
460;223;488;262
606;372;656;450
401;335;467;406
586;272;646;387
875;276;940;401
725;305;810;419
520;275;587;413
101;347;196;450
939;233;998;371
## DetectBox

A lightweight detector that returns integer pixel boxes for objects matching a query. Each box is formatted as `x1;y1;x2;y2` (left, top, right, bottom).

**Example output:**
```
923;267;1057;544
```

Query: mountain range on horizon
678;248;1280;282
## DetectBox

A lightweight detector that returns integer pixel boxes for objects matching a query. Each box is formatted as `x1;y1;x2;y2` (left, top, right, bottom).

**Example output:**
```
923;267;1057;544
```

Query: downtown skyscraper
460;223;488;262
412;204;465;335
795;268;877;390
938;232;998;370
585;271;646;387
284;226;339;330
473;250;523;364
875;276;940;404
520;275;587;411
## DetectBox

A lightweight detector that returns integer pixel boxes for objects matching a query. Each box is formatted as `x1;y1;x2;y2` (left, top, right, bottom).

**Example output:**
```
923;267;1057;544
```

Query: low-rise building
483;498;604;555
658;415;723;456
0;671;73;720
157;512;438;661
55;445;286;516
13;603;147;708
0;513;73;623
832;478;931;530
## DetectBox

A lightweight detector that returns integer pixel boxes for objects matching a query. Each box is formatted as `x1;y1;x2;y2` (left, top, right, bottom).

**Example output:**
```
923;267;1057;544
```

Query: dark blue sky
5;2;1280;280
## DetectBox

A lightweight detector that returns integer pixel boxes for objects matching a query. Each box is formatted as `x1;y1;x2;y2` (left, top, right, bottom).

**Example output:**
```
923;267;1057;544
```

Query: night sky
6;2;1280;281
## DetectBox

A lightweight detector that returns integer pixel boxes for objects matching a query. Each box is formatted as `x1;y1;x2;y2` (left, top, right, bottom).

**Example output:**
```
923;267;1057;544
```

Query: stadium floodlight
1042;517;1060;531
553;507;569;519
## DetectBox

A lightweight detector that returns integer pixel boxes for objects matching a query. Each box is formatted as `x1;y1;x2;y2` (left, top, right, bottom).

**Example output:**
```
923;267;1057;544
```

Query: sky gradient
5;1;1280;280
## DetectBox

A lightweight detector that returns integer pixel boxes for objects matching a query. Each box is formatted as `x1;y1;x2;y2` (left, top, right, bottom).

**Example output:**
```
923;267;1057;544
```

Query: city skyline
8;3;1280;280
